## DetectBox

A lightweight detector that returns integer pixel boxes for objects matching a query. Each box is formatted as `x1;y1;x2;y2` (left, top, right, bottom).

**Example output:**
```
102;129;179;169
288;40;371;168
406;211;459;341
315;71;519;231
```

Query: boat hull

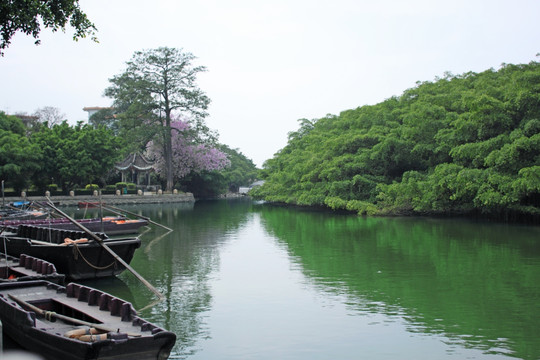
0;236;141;280
0;208;49;221
2;216;148;235
0;280;176;360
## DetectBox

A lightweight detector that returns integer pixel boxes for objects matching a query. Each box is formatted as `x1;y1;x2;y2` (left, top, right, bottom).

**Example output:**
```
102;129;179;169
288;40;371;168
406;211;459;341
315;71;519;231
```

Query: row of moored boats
0;202;176;359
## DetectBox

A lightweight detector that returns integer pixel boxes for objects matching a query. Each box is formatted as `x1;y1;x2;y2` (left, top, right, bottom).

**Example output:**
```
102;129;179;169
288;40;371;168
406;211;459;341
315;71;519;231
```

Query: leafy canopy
30;121;123;192
0;112;41;192
252;61;540;220
0;0;97;56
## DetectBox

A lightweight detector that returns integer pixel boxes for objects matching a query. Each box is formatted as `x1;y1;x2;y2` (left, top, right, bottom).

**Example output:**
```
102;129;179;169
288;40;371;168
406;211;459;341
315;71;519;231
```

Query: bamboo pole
8;293;141;337
42;198;164;300
101;204;173;232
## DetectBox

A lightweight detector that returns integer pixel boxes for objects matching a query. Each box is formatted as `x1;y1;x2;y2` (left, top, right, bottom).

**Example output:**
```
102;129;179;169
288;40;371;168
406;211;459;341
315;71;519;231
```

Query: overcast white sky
1;0;539;167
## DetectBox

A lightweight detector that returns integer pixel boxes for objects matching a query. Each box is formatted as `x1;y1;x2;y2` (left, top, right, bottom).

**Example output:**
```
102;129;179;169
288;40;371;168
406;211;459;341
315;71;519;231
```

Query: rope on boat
72;243;118;270
41;198;164;300
44;311;56;321
65;327;109;342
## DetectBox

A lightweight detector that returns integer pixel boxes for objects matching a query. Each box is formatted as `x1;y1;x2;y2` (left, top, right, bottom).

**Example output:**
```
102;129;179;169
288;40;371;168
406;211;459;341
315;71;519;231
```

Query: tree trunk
164;109;174;192
165;138;173;192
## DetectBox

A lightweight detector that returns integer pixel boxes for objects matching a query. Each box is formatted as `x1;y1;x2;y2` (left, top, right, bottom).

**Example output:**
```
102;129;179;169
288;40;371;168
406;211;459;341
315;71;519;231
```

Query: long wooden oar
28;202;63;218
0;226;11;278
143;230;173;255
42;198;164;300
8;293;141;337
102;204;173;232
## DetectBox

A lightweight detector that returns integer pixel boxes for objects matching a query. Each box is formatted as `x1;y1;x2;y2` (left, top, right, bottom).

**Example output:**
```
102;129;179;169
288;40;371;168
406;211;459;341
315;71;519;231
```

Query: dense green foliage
30;121;124;192
89;108;119;134
218;144;258;192
252;62;540;219
0;113;41;192
0;112;124;193
0;110;258;197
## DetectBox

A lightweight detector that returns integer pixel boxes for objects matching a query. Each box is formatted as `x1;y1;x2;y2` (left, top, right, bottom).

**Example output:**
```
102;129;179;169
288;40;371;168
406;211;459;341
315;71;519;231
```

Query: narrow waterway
79;199;540;360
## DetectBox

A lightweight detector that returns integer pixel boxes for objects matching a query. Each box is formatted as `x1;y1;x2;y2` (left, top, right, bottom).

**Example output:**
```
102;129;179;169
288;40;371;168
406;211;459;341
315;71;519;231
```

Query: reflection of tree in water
257;205;540;360
117;199;254;358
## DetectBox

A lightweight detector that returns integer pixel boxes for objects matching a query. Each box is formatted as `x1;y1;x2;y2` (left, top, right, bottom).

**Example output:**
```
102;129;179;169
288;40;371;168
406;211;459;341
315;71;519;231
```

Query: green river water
77;199;540;360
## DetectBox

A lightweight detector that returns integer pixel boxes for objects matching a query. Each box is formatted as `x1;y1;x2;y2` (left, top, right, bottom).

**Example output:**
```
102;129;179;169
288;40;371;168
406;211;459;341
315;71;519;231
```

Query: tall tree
105;47;211;191
89;108;119;134
0;0;97;56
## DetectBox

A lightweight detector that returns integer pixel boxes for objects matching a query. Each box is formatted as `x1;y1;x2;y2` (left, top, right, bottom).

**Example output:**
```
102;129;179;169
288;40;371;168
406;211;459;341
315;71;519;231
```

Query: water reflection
65;200;540;359
117;200;254;358
257;205;540;360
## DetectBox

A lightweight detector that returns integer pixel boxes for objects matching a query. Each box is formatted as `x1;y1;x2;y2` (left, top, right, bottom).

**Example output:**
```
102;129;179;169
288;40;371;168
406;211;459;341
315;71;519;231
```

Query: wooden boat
2;216;149;235
0;225;141;280
0;252;64;284
0;208;50;221
0;280;176;359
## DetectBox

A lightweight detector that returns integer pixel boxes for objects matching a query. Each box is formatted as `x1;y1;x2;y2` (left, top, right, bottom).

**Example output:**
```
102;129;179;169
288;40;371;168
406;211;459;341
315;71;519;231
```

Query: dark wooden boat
0;225;141;280
0;280;176;360
0;253;64;284
2;216;149;235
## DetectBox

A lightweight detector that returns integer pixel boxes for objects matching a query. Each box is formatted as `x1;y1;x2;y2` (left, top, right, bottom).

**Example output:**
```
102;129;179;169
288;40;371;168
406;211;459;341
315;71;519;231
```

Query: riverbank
3;192;195;207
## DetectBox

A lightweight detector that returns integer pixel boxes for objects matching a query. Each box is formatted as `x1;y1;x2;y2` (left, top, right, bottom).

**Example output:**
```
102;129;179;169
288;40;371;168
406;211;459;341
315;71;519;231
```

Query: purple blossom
148;118;230;179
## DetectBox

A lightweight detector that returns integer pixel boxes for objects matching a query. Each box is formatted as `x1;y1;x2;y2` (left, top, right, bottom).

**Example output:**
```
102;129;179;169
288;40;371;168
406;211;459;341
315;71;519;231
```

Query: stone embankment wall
8;193;195;207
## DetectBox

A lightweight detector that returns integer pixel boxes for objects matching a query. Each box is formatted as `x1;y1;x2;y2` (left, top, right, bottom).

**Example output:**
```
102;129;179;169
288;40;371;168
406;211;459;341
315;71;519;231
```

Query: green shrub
85;184;99;191
114;182;137;194
115;182;128;190
324;196;347;210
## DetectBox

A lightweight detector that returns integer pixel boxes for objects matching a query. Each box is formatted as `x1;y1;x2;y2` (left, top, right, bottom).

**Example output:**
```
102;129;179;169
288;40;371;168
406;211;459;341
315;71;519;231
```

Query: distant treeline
0;114;258;198
252;61;540;221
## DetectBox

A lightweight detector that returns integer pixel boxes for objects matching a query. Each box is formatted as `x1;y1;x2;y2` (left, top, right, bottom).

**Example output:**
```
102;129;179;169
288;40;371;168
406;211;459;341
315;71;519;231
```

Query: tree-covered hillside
252;62;540;220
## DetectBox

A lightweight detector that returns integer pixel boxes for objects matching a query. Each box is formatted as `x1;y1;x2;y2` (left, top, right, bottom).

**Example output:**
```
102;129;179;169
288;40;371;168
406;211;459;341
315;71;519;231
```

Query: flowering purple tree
105;47;210;191
148;119;230;183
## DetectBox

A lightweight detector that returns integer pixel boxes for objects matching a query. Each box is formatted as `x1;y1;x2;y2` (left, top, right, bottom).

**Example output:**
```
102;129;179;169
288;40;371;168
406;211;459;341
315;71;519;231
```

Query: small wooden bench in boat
0;253;64;284
0;280;176;359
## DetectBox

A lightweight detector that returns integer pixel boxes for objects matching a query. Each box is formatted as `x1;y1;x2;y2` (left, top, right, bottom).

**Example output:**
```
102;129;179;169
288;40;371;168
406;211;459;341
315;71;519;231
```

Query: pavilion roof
115;153;154;171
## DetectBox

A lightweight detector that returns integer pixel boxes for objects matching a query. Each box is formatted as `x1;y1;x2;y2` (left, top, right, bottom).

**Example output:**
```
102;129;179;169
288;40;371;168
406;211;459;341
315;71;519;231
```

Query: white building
82;106;113;122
